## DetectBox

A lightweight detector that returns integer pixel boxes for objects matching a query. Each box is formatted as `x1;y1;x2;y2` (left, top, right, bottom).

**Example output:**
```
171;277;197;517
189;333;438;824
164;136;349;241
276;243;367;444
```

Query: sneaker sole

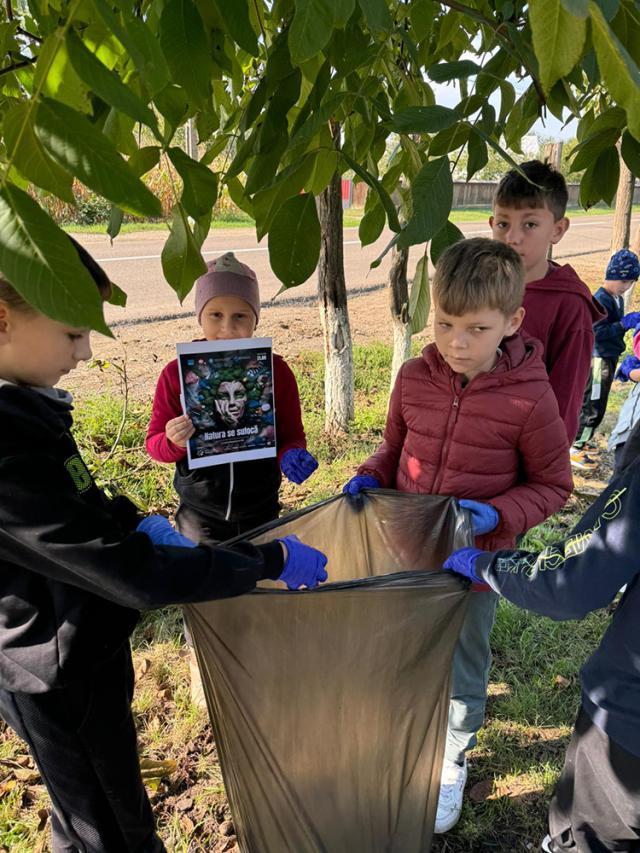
570;460;597;471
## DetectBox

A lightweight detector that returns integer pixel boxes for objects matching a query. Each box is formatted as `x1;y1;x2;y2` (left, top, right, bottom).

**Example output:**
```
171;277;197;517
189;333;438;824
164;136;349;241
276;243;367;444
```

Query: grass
62;203;640;235
0;342;624;852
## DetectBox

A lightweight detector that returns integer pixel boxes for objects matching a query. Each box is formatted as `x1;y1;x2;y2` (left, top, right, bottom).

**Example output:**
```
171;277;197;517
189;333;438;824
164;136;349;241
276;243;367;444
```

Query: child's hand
443;547;485;583
165;415;195;447
615;354;640;382
277;535;328;589
137;515;198;548
621;311;640;331
459;499;499;535
342;474;381;495
280;448;318;484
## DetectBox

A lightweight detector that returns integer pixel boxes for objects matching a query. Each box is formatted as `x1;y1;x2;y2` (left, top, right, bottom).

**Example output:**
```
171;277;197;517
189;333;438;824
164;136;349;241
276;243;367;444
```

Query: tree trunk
184;118;199;159
317;146;354;433
388;244;411;389
611;142;634;252
632;222;640;256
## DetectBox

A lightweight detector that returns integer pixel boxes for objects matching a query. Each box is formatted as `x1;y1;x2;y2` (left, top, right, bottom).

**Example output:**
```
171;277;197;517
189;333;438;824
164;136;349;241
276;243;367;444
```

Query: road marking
93;218;638;264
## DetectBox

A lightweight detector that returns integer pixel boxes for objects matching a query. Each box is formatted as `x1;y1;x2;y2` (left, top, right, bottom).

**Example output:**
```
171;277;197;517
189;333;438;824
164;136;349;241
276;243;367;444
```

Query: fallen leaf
36;809;49;832
553;674;572;689
176;796;193;812
469;779;494;802
219;819;235;837
13;768;41;783
180;814;195;834
139;758;177;780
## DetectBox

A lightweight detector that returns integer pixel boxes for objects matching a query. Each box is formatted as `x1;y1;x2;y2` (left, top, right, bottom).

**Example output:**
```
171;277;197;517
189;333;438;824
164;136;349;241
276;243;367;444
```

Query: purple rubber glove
616;354;640;382
621;311;640;331
280;448;319;484
443;547;485;583
342;474;381;495
277;535;328;590
459;499;499;535
137;515;197;548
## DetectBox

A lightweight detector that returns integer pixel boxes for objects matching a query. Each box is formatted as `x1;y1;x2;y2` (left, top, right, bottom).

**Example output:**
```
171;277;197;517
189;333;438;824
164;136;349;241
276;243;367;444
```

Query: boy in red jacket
147;252;318;702
490;160;605;443
344;238;572;833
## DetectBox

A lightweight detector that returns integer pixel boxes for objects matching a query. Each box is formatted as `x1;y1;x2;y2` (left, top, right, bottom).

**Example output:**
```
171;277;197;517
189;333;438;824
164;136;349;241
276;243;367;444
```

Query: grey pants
445;590;499;764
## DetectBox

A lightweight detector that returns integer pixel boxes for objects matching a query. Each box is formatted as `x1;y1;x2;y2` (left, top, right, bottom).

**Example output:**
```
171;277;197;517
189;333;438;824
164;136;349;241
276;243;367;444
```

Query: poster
177;338;277;469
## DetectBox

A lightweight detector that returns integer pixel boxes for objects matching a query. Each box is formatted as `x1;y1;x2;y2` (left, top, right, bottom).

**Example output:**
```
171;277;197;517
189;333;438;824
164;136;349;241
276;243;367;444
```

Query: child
0;239;327;853
571;248;640;471
343;238;573;833
608;326;640;474
490;160;605;443
443;431;640;852
146;252;318;701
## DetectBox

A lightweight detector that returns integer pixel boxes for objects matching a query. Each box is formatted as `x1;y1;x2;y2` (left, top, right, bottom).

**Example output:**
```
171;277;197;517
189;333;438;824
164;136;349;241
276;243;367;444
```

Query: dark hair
432;237;525;317
0;235;112;312
494;160;568;221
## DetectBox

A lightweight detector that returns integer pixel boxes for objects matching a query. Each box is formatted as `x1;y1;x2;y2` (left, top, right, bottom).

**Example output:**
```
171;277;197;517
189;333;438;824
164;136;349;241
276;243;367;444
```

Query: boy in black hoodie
0;239;327;853
443;431;640;852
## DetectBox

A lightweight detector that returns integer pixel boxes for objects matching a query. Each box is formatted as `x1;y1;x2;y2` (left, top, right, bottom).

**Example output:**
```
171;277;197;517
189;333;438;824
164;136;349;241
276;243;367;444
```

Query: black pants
574;357;617;449
0;645;165;853
547;705;640;852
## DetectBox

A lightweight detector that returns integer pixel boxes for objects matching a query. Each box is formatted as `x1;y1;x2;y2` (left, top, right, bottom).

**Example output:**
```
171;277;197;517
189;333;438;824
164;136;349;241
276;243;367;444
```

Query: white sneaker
540;836;553;853
434;758;467;833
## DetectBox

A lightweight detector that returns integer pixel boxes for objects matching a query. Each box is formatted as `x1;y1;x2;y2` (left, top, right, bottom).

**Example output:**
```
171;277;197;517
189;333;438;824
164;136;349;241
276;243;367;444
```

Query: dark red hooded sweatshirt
522;263;605;443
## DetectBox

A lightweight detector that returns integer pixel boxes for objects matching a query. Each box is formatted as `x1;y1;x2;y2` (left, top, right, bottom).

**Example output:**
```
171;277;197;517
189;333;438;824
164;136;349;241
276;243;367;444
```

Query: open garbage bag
185;491;472;853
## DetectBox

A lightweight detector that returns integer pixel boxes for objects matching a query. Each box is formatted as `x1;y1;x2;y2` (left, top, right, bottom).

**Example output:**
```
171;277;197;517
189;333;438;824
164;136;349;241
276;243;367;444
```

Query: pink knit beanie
194;252;260;324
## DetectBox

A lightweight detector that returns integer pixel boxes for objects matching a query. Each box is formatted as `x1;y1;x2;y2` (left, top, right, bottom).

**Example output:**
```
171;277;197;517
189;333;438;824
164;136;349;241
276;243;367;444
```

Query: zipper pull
453;396;460;408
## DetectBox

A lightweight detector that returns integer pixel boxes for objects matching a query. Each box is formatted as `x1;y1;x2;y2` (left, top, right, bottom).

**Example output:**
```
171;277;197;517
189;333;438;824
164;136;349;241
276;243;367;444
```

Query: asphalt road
74;216;639;326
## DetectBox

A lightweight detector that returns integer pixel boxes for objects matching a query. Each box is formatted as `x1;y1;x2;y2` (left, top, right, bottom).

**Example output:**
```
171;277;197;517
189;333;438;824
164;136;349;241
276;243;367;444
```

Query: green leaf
410;0;435;42
155;85;189;142
429;124;470;157
161;204;207;301
408;255;430;335
398;157;453;250
357;0;392;33
90;0;170;97
341;151;401;233
621;130;640;177
430;221;464;265
427;60;481;83
388;105;458;134
304;149;340;195
359;200;386;246
160;0;211;108
4;102;74;203
167;148;218;219
65;30;159;134
289;0;353;66
108;281;127;307
107;147;161;242
33;30;90;114
226;176;254;218
529;0;586;93
570;127;620;171
0;183;109;334
579;147;620;207
253;155;316;240
107;206;124;242
212;0;258;55
268;193;320;288
560;0;588;17
590;1;640;140
33;99;162;219
466;131;488;182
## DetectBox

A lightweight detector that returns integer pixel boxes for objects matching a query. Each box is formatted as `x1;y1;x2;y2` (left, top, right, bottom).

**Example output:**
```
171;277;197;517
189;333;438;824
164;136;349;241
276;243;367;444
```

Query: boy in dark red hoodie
490;161;605;443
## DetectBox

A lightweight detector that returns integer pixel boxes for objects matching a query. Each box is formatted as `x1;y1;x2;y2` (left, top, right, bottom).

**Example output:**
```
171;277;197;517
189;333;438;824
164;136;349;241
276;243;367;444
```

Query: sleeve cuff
258;540;285;580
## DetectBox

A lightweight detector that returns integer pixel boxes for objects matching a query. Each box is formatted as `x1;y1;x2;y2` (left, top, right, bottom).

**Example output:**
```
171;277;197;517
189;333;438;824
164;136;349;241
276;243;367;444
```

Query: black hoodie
0;383;283;693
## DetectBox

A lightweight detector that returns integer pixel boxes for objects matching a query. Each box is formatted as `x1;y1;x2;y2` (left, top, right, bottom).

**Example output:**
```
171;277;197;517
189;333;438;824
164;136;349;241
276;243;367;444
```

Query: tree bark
317;131;354;433
611;142;634;252
388;244;411;389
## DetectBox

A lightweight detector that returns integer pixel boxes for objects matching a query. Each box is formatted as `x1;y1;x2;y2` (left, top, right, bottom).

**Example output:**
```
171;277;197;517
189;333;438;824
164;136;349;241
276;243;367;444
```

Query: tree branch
0;55;37;77
4;0;13;20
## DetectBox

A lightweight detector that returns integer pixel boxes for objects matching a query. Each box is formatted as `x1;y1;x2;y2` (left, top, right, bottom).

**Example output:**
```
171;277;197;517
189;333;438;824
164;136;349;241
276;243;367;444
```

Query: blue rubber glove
443;547;485;583
621;311;640;331
459;499;499;535
615;354;640;382
137;515;197;548
280;448;319;484
277;535;328;590
342;474;381;495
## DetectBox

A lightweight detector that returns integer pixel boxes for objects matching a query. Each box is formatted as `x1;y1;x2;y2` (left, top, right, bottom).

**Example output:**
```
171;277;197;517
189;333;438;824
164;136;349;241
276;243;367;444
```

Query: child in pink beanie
146;252;318;702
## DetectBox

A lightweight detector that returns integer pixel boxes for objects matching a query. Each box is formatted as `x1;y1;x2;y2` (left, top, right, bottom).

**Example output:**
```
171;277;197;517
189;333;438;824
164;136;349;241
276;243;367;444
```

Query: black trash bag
185;491;472;853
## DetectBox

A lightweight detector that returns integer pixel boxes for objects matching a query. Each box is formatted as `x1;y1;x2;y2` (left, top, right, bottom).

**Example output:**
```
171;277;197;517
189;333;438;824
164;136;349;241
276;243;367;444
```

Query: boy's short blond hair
432;237;525;317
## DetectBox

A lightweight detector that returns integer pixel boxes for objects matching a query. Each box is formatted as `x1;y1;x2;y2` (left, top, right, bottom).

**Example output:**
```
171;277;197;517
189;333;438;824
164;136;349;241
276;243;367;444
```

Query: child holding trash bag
344;238;573;833
0;240;327;853
146;251;318;704
442;428;640;853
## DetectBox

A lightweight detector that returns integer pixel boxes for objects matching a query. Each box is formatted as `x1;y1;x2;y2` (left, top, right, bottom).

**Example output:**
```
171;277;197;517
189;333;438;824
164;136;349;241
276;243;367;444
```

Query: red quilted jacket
359;333;573;554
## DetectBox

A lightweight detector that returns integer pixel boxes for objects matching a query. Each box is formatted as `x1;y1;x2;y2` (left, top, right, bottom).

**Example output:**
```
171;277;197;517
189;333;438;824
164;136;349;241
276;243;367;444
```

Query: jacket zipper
225;462;234;521
432;379;462;494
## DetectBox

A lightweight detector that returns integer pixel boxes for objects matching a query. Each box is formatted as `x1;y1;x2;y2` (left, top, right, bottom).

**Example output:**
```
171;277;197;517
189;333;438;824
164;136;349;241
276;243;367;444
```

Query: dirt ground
68;251;610;401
